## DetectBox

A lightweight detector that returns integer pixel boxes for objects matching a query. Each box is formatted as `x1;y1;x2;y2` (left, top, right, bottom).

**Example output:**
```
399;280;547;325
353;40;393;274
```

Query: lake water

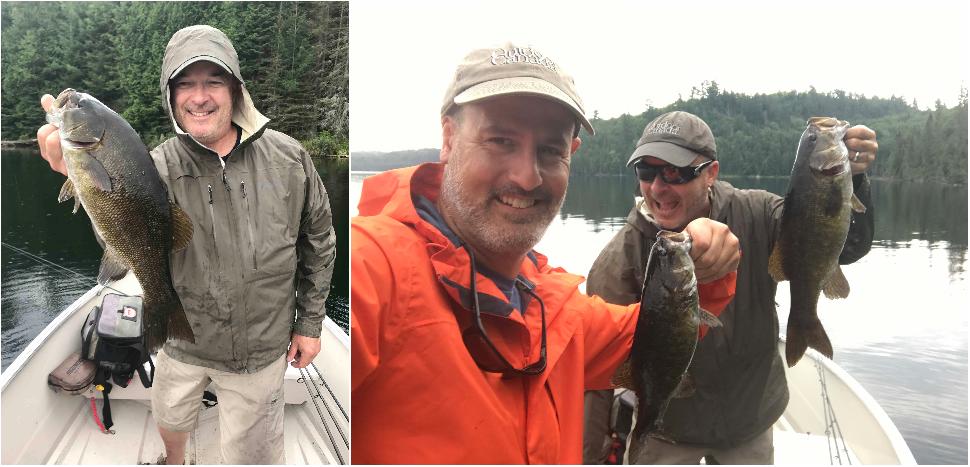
1;150;350;373
350;169;968;465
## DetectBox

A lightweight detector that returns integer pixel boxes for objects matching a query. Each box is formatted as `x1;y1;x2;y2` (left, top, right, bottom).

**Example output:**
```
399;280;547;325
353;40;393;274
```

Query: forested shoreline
1;1;348;156
354;82;968;185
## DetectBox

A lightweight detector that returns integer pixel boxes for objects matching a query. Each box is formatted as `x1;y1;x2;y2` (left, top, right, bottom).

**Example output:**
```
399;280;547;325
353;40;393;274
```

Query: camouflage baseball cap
627;111;717;167
441;42;594;135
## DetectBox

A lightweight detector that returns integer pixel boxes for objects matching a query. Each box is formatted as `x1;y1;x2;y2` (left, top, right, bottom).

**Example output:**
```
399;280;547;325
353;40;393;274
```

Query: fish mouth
63;137;103;150
807;116;847;129
818;165;846;176
657;230;690;243
47;89;80;127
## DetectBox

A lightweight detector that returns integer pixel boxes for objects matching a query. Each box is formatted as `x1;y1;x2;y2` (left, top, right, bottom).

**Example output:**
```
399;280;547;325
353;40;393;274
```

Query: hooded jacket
350;163;736;464
152;25;336;372
587;175;873;447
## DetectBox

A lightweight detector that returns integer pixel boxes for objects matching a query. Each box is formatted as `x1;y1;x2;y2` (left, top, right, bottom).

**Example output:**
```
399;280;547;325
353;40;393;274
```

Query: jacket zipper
241;180;257;270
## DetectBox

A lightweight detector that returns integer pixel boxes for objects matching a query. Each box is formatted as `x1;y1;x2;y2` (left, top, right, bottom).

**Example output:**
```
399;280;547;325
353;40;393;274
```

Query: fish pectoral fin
57;179;75;203
75;152;113;192
170;203;194;251
97;248;129;285
610;358;635;389
822;265;850;299
672;373;696;398
698;307;723;328
57;179;82;214
850;193;867;214
767;243;787;282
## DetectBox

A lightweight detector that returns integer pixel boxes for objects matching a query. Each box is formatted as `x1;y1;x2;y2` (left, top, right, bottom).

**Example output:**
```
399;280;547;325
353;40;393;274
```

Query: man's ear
706;160;720;187
440;116;456;162
570;136;582;155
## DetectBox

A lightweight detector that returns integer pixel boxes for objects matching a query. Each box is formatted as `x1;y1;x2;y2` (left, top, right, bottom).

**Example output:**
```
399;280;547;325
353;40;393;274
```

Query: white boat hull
773;337;916;464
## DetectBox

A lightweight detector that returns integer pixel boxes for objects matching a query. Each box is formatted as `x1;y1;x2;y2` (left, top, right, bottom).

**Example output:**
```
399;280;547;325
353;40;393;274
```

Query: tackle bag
81;293;154;431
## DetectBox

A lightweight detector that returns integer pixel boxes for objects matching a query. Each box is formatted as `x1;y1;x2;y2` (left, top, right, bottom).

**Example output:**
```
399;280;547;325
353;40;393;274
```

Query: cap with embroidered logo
441;42;594;135
627;111;717;167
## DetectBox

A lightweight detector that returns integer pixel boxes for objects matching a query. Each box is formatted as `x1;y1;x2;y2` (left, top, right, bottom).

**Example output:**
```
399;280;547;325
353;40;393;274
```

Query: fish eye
808;134;817;143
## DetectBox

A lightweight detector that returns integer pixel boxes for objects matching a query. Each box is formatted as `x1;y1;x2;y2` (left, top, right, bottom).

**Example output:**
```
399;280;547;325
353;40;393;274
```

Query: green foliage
302;130;348;158
574;81;968;185
1;1;348;148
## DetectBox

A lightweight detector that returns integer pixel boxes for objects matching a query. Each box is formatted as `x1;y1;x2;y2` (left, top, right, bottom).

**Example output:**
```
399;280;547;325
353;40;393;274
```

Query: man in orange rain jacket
351;42;741;464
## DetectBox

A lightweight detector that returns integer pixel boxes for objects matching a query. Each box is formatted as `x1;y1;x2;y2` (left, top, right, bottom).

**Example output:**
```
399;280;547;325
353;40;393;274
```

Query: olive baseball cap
440;42;595;135
627;111;717;167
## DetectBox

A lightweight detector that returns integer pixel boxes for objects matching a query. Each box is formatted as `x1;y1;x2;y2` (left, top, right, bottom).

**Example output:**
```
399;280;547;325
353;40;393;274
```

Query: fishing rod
311;362;349;421
298;365;348;464
817;360;852;464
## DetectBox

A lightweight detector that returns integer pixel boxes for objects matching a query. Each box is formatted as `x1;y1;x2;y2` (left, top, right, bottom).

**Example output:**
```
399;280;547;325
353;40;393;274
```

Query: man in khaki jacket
37;25;336;465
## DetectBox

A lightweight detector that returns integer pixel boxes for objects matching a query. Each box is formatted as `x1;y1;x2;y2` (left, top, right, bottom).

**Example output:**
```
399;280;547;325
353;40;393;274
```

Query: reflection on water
351;169;967;465
2;151;349;372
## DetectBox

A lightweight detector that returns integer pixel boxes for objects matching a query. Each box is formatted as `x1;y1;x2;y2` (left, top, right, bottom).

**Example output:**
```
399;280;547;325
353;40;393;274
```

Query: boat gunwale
0;283;105;392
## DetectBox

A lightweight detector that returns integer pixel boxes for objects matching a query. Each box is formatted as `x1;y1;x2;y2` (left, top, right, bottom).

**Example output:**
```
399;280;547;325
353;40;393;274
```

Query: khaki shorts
627;426;774;464
151;349;287;464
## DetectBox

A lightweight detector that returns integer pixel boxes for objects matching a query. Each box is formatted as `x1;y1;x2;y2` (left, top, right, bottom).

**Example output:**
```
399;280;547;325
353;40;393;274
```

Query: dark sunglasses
634;159;714;185
461;249;547;376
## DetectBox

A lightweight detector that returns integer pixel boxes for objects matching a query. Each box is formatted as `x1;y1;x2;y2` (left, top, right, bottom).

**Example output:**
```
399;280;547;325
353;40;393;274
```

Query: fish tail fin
145;290;195;352
785;315;833;367
165;294;195;345
145;322;168;354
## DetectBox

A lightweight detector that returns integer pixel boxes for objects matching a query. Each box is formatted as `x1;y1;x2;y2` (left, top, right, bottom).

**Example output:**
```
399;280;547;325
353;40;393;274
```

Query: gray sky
350;0;968;152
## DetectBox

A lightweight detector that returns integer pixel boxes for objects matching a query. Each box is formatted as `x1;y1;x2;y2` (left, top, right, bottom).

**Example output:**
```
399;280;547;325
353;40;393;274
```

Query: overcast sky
350;0;969;152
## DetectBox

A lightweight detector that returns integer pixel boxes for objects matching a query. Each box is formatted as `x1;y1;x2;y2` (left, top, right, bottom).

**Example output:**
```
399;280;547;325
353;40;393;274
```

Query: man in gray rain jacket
581;111;876;464
37;25;336;465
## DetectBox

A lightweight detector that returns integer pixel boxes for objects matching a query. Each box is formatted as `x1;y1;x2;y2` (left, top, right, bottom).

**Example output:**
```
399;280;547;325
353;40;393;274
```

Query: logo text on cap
490;47;558;72
647;121;681;136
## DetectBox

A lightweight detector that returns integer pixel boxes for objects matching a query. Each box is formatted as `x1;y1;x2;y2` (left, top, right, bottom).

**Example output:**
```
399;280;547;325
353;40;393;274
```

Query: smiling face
638;156;719;230
170;61;236;150
437;95;581;272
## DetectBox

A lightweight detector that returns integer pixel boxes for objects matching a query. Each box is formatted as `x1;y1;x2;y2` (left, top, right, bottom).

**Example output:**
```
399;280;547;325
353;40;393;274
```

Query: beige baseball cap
440;42;594;135
627;111;717;167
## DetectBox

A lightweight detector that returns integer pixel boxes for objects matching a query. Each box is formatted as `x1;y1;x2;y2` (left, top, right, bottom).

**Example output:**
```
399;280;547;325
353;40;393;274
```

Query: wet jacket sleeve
839;174;874;265
581;298;639;391
292;151;337;338
350;222;389;389
696;271;736;338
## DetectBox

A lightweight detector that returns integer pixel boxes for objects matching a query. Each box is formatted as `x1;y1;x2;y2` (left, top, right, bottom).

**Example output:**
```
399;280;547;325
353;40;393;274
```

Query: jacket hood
160;25;270;147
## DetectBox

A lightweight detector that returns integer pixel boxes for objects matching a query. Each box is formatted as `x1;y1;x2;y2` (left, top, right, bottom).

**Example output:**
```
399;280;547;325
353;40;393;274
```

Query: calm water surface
1;150;349;372
350;170;968;465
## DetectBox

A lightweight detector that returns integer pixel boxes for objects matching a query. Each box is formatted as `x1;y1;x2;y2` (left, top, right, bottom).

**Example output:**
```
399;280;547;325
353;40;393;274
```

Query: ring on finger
853;151;861;162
